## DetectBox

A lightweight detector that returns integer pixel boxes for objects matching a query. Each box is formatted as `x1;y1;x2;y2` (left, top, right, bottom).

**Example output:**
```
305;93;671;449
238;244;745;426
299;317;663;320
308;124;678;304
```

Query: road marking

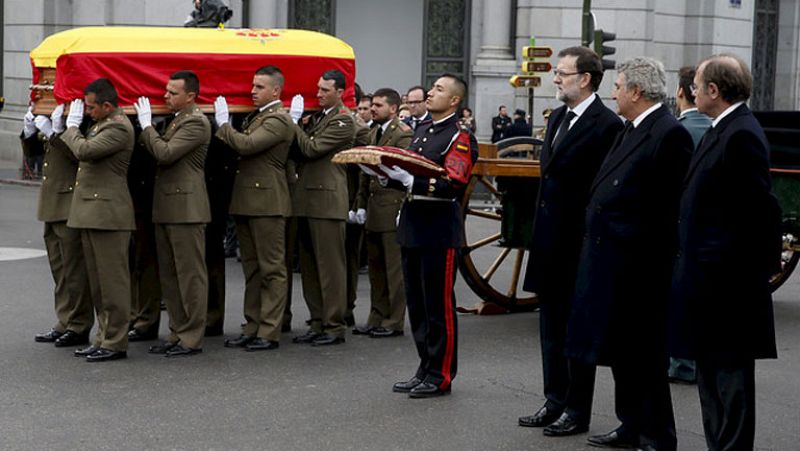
0;247;47;261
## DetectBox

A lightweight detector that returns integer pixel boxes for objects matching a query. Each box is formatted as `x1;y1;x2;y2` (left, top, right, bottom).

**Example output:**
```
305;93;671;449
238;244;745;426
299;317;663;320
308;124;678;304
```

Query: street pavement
1;179;798;450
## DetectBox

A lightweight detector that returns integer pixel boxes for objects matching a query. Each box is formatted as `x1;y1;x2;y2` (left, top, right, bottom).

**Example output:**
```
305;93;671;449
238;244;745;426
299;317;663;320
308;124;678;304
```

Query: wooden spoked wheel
458;140;542;311
769;232;800;292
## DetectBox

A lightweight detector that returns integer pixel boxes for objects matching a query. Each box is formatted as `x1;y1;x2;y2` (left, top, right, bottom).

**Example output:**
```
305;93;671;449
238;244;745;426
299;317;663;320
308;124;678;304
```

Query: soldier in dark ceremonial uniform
380;74;478;398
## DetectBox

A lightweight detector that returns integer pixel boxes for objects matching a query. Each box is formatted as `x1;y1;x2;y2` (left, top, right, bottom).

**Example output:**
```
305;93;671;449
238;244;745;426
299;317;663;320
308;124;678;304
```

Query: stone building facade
0;0;795;162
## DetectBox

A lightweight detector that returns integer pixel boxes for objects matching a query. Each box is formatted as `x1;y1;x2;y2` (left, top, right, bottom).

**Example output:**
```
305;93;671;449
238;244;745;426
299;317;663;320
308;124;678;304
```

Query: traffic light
593;29;616;71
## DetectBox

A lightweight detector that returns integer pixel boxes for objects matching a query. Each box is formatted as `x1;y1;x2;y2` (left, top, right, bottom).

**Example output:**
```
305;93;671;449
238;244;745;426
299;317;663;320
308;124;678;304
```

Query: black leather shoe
224;335;254;348
165;344;202;357
311;334;344;346
543;413;589;436
204;325;224;337
393;376;424;393
85;348;127;362
369;327;404;338
292;330;321;344
128;328;158;342
245;337;279;351
148;341;177;354
352;325;374;335
587;429;639;449
74;345;100;357
35;329;63;343
54;330;90;347
408;381;451;398
519;405;562;428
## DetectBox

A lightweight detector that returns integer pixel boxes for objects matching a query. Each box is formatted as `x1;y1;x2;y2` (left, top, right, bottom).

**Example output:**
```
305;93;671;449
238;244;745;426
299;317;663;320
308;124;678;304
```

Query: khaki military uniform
140;103;211;349
355;118;412;331
345;123;371;325
62;107;135;352
28;133;94;335
292;102;355;338
216;100;293;342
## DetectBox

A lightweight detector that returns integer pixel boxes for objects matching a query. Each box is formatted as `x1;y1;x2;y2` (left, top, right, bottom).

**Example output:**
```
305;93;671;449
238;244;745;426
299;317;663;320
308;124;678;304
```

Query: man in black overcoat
565;57;693;450
519;46;623;437
669;54;780;451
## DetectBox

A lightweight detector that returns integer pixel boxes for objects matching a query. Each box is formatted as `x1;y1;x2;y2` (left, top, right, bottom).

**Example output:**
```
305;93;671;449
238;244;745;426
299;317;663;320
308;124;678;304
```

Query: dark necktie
242;110;259;130
550;111;576;152
375;126;383;144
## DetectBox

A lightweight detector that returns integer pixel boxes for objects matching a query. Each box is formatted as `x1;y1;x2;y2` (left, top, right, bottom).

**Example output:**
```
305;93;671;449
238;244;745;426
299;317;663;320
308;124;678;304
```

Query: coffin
29;26;357;115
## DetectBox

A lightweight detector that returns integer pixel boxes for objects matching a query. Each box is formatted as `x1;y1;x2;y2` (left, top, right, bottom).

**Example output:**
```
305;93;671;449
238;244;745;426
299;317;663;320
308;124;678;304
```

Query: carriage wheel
458;175;539;311
769;232;800;292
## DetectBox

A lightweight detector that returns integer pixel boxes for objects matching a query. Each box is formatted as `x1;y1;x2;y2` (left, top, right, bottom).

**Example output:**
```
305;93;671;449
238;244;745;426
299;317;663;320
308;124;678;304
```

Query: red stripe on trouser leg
440;248;456;389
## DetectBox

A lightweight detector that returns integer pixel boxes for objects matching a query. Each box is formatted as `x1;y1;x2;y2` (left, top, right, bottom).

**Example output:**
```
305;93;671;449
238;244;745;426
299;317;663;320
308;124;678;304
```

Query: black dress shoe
128;328;158;342
204;325;224;337
35;329;63;343
245;337;279;351
165;344;202;357
148;341;177;354
519;405;562;428
85;348;127;362
408;381;451;398
74;345;100;357
393;376;424;393
587;429;639;449
543;413;589;436
224;335;255;348
369;327;404;338
292;330;321;344
351;325;374;335
311;334;344;346
54;330;90;347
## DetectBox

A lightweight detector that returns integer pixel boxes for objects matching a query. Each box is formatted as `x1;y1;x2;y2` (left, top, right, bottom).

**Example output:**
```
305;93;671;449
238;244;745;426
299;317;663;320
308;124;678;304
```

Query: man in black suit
519;46;623;437
403;86;431;131
491;105;512;143
565;57;693;450
669;54;779;451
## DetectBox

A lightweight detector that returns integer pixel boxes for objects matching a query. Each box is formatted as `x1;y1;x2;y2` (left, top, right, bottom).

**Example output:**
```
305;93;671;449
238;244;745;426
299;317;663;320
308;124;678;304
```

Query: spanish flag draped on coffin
29;26;357;114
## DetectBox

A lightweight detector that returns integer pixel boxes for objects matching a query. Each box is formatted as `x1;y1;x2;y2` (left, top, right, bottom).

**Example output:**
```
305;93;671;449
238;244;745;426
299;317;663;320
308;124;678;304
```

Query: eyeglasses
553;70;584;78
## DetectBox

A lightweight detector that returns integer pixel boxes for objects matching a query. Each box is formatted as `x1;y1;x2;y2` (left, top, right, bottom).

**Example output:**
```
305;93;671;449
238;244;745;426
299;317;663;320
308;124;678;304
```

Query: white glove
358;164;388;186
34;115;53;138
50;104;65;134
134;97;152;129
379;164;414;191
355;208;366;225
214;96;229;127
290;94;304;124
66;99;84;129
347;210;357;224
23;106;37;138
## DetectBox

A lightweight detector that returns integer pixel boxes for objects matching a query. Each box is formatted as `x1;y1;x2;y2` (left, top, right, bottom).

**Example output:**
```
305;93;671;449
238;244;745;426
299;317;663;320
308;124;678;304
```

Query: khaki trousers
81;229;131;352
366;230;406;331
43;221;93;334
129;217;161;333
297;217;346;337
236;216;287;342
155;223;208;349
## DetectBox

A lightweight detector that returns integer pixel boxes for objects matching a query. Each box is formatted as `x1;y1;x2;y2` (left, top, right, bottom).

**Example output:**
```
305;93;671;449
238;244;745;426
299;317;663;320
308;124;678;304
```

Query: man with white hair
565;57;694;450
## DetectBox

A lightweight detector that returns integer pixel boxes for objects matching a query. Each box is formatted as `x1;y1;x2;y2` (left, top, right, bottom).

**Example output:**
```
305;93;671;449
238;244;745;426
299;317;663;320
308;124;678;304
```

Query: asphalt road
1;182;798;450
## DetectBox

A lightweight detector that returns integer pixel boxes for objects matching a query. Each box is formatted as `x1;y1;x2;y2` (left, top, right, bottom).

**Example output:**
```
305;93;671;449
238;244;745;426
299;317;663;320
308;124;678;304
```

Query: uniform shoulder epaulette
111;115;125;123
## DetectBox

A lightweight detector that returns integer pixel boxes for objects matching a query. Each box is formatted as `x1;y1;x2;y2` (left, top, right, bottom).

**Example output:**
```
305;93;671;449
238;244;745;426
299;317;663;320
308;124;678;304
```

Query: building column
471;0;517;143
247;0;288;28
